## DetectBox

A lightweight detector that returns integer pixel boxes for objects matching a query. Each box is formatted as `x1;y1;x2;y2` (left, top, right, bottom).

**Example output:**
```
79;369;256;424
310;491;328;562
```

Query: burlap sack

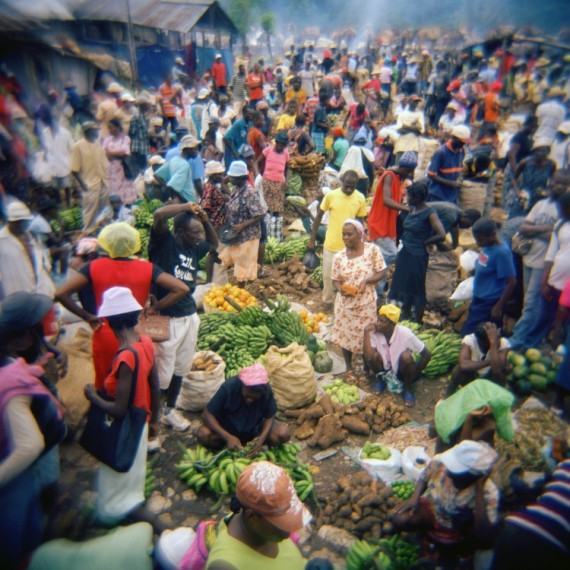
178;351;226;412
265;343;317;410
459;179;487;214
426;251;459;303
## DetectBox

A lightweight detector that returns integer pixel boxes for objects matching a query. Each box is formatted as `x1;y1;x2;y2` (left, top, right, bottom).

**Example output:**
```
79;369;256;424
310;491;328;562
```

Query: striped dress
506;458;570;554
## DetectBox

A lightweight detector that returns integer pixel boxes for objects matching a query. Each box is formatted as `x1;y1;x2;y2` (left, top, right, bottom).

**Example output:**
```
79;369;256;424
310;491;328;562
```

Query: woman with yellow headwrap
363;304;432;407
55;222;188;389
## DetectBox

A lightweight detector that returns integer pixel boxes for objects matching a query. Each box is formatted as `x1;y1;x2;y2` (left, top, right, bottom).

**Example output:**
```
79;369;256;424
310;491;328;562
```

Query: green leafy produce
314;351;333;373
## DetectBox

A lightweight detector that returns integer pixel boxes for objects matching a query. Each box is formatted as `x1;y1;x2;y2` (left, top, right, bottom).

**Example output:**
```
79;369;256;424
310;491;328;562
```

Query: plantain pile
263;236;309;264
399;320;421;334
416;329;462;378
59;207;83;231
346;536;420;570
311;262;323;286
318;471;398;541
176;443;314;501
144;458;158;498
132;198;166;258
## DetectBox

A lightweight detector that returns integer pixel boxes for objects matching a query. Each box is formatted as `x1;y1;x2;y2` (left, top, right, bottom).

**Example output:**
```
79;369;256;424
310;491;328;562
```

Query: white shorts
154;313;200;389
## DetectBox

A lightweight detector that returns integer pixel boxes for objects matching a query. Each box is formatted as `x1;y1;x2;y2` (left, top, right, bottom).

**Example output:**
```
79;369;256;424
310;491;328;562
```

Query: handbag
79;348;147;472
135;295;171;342
121;155;135;180
511;232;532;256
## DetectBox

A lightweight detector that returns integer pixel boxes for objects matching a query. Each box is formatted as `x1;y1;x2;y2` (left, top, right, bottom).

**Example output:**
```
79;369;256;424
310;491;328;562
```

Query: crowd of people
1;33;570;570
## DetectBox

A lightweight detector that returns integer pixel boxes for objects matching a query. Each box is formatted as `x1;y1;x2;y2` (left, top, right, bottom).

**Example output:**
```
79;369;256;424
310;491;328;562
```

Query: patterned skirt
262;178;286;213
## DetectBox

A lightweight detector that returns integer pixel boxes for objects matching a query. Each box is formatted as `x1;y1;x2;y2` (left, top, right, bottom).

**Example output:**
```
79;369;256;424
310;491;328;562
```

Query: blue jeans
523;286;562;349
508;266;543;349
374;237;397;298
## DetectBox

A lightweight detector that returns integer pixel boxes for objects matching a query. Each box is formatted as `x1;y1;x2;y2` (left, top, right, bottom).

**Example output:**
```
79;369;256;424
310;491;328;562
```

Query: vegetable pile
298;309;329;334
506;349;559;395
323;379;360;406
496;406;568;471
132;198;166;258
391;480;415;501
176;443;315;501
144;459;157;498
59;207;83;231
318;471;398;541
346;536;420;570
263;236;309;264
204;284;257;311
361;441;392;460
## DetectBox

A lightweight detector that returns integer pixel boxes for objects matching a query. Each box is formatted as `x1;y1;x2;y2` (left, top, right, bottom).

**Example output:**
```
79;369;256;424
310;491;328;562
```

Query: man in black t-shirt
429;201;481;248
149;202;218;434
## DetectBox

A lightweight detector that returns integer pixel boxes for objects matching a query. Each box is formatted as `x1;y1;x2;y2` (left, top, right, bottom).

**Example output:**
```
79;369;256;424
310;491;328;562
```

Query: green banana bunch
268;310;309;346
59;207;83;230
312;262;323;286
236;306;268;327
323;379;360;406
379;535;420;569
144;459;157;498
263;236;309;264
416;329;462;379
346;540;378;570
399;319;421;334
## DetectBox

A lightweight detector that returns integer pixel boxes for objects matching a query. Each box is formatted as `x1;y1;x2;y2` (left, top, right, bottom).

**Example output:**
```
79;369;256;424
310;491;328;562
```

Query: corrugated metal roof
72;0;231;35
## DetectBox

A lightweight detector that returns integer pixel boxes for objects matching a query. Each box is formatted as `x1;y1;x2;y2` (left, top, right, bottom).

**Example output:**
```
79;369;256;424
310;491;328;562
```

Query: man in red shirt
211;54;228;96
158;73;181;131
369;152;417;295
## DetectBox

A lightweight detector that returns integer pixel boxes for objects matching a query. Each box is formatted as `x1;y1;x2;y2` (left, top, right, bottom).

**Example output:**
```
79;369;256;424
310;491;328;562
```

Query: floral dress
102;133;138;204
331;243;386;353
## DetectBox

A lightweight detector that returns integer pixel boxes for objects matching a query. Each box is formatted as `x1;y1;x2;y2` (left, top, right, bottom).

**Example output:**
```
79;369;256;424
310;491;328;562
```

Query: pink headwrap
238;362;269;386
76;237;99;256
344;218;366;242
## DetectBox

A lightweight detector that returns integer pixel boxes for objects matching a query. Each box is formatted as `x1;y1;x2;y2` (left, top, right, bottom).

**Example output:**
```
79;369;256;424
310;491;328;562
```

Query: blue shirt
473;242;515;300
155;156;197;203
224;117;249;152
165;144;181;162
188;154;205;182
428;141;465;203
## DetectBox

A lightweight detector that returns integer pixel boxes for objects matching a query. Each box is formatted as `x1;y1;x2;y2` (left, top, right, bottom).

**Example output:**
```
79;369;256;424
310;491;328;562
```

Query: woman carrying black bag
82;286;162;531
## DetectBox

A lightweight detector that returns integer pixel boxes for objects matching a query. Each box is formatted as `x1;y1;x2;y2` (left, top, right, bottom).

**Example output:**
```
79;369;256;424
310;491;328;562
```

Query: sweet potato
341;416;371;435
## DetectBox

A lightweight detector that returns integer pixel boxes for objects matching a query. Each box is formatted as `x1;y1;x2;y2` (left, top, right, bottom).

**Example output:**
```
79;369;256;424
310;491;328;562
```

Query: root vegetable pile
318;471;398;541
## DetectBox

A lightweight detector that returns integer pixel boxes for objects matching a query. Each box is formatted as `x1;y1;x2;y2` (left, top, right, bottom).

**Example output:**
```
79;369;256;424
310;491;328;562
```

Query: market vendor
392;440;500;560
434;379;515;453
363;304;431;407
446;322;509;396
197;363;290;453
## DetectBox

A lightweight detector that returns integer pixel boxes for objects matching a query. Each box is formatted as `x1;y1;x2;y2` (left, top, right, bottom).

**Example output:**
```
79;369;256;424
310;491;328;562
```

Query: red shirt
348;103;369;130
247;73;264;100
247;127;266;158
304;96;319;124
368;170;403;240
211;61;228;88
104;337;155;422
363;78;381;93
158;83;177;118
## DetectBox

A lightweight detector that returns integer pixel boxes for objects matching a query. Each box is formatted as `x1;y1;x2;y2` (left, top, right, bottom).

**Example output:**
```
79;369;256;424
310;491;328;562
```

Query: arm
450;225;459;249
0;396;45;487
84;362;133;418
152;202;196;235
540;261;554;301
153;272;189;312
458;343;492;373
395;471;429;514
507;142;520;173
193;178;204;199
252;416;275;451
490;276;516;320
202;409;242;451
55;272;101;328
307;208;325;250
222;135;238;157
232;213;264;233
425;212;446;245
383;174;409;212
551;304;569;347
72;171;88;193
415;346;431;378
473;477;496;546
428;173;461;189
362;325;377;363
520;219;554;239
148;364;160;438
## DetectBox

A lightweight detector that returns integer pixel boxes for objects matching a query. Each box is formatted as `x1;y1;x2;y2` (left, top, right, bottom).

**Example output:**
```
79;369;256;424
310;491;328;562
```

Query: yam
341;416;371;435
352;471;373;487
336;491;350;507
337;476;352;492
370;523;382;541
283;408;304;418
318;394;334;416
205;362;218;372
323;504;334;516
336;504;352;518
294;419;316;440
356;493;383;508
304;403;325;419
350;488;367;503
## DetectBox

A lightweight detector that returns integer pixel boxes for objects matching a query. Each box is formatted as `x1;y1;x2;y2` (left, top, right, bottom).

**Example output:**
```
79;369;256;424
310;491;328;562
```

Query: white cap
215;53;222;59
437;440;498;475
450;125;472;143
120;92;135;102
98;286;143;318
175;57;185;65
227;160;248;177
197;87;210;99
107;82;123;94
6;201;33;222
205;160;225;176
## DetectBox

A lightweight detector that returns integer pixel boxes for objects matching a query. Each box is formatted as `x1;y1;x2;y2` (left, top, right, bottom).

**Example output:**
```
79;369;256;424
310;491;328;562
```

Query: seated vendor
446;322;509;396
363;304;431;408
197;363;290;452
392;440;499;561
206;461;310;570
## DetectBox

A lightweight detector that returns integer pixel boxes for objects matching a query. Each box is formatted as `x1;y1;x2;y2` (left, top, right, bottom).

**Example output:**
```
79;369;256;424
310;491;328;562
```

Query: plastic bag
303;250;320;270
402;446;431;481
177;351;225;412
450;276;474;301
286;171;303;196
358;447;402;483
460;250;479;274
154;528;196;570
265;343;317;409
193;284;213;311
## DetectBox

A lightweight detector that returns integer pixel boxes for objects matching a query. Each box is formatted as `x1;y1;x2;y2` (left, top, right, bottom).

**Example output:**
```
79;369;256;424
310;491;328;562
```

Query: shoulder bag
511;231;532;256
135;294;171;343
79;347;147;473
219;189;245;245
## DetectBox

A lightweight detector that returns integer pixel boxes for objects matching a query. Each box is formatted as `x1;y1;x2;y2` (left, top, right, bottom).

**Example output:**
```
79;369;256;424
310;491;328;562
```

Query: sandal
403;391;416;408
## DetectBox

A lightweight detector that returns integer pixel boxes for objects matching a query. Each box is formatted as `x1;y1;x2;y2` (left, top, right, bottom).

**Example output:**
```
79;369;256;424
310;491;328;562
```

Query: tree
261;12;275;62
221;0;263;54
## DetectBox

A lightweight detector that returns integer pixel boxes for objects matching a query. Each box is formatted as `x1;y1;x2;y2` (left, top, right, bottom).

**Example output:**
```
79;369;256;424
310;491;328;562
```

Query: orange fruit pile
298;309;329;333
204;284;257;312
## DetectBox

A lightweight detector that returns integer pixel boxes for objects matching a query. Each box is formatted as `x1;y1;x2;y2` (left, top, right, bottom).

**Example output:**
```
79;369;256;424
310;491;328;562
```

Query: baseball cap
239;144;255;158
215;53;222;59
197;87;210;100
227;160;248;177
98;287;143;318
437;440;498;475
450;125;472;143
6;200;33;222
236;462;312;533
